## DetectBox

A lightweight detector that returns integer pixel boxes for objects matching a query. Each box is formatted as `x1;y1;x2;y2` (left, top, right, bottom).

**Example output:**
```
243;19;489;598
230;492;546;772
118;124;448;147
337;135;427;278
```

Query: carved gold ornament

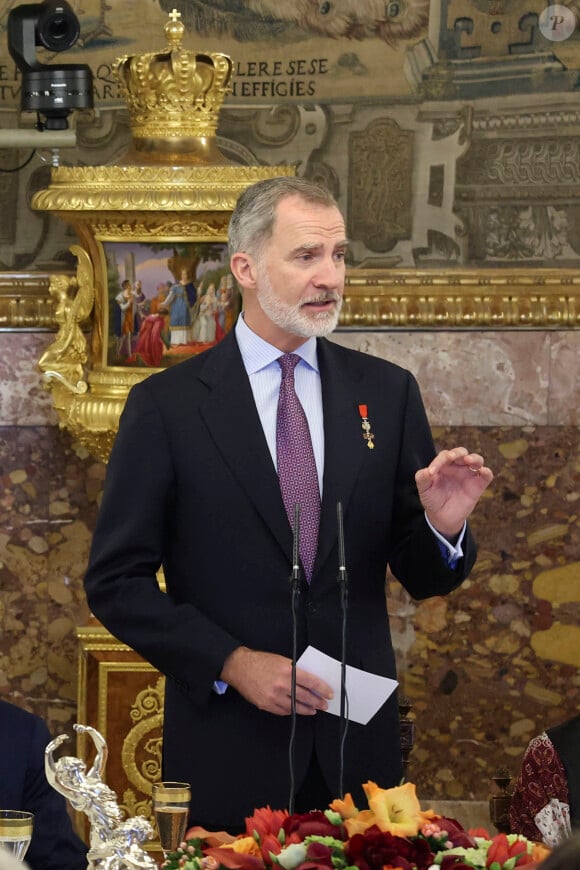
33;9;293;461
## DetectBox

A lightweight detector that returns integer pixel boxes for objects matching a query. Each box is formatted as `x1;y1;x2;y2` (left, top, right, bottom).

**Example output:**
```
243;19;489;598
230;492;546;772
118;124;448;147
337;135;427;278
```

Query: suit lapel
196;333;293;562
314;338;367;579
195;333;369;580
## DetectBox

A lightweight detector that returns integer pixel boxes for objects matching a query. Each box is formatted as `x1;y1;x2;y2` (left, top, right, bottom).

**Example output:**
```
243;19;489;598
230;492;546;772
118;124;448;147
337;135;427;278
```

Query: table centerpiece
161;781;551;870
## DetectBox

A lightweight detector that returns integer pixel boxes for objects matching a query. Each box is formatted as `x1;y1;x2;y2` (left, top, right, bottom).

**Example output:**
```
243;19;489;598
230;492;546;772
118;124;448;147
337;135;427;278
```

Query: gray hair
227;176;339;259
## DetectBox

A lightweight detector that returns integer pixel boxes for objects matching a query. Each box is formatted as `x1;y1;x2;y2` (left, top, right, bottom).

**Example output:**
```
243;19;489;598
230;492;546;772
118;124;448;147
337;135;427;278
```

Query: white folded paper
296;645;398;725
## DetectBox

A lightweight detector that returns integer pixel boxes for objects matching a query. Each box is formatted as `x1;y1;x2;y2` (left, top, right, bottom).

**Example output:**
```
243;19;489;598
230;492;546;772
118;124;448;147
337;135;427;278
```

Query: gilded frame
4;266;579;332
99;239;237;370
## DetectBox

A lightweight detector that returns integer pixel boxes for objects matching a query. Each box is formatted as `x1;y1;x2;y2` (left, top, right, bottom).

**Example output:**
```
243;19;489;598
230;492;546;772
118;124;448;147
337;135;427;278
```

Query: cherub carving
38;244;95;393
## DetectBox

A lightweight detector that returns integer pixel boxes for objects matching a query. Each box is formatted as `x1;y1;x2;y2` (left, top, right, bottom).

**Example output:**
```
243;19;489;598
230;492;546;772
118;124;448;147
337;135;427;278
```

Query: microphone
288;503;301;814
290;503;301;592
336;501;349;799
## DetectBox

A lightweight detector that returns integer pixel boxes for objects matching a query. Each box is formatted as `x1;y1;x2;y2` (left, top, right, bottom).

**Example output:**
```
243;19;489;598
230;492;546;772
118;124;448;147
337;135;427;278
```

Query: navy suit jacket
85;331;476;828
0;701;87;870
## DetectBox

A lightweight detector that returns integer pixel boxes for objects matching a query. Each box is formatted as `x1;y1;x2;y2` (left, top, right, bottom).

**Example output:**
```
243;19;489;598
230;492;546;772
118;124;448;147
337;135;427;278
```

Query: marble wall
1;326;579;805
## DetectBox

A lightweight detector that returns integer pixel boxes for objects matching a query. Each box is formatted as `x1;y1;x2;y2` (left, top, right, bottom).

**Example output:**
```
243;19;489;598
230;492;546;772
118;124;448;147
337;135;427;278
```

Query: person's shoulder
564;711;580;729
321;337;414;379
0;700;49;745
0;699;37;726
133;334;235;393
547;712;580;743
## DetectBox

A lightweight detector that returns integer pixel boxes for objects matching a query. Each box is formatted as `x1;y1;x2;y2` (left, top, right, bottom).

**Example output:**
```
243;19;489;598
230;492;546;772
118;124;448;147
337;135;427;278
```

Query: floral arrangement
161;782;551;870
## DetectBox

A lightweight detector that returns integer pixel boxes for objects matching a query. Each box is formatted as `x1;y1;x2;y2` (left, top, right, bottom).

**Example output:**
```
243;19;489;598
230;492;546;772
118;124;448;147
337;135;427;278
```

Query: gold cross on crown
169;8;182;22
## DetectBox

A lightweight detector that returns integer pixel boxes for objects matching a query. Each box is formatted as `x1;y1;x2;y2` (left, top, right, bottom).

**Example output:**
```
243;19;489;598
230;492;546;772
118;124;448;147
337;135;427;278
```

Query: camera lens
37;2;80;52
49;15;72;41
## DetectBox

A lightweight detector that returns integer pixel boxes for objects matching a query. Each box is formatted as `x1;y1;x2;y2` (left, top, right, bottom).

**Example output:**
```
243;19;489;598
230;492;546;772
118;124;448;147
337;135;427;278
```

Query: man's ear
230;252;257;290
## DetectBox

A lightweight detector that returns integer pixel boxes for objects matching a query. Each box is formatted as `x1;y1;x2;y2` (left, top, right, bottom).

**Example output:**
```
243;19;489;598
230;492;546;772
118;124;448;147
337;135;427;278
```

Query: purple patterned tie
276;354;321;582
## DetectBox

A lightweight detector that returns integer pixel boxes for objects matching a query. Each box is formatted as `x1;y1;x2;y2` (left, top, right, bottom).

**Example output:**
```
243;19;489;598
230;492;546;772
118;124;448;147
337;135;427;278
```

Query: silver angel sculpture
45;725;158;870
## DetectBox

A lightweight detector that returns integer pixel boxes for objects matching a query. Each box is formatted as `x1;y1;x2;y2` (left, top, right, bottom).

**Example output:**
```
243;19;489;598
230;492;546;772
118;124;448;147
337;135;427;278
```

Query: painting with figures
104;241;240;368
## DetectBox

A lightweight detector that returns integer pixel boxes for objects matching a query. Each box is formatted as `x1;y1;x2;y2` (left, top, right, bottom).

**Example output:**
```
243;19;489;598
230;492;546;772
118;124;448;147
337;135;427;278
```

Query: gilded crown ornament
114;8;234;164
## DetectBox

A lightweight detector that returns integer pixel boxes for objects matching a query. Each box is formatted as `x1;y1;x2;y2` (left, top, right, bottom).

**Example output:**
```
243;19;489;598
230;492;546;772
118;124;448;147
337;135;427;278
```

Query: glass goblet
152;781;191;859
0;811;34;862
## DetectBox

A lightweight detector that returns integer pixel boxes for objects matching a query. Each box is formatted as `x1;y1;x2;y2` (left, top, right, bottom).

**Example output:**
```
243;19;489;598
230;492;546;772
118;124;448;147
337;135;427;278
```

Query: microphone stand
288;503;301;815
336;501;349;799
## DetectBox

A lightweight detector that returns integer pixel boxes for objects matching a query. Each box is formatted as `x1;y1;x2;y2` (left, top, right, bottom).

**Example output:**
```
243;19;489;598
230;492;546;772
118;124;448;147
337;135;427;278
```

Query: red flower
486;833;533;867
299;841;336;869
439;857;474;870
468;827;491;840
345;826;433;870
245;806;288;841
436;818;477;849
259;833;284;863
282;811;345;842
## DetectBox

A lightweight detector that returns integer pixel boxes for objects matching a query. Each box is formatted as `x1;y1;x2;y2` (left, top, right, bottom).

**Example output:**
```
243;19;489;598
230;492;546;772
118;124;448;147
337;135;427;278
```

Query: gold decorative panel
76;624;165;854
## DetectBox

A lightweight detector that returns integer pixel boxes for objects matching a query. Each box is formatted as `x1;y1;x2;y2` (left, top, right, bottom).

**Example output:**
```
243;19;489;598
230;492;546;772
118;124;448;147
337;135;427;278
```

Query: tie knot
278;353;301;379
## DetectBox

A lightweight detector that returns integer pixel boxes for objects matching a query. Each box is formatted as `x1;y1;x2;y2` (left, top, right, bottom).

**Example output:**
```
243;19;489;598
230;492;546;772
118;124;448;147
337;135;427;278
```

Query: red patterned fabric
509;732;569;843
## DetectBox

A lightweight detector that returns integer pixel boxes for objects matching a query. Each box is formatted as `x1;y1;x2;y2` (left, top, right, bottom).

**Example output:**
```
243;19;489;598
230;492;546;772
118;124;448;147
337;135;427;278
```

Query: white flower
276;842;308;869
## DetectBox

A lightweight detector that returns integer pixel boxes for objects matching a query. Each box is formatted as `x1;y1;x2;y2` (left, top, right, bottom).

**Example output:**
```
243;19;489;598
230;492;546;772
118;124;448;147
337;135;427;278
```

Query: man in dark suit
0;700;87;870
84;176;493;834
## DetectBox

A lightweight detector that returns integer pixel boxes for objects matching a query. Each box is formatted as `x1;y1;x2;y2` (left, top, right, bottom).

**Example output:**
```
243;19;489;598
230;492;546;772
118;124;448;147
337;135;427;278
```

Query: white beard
256;266;342;339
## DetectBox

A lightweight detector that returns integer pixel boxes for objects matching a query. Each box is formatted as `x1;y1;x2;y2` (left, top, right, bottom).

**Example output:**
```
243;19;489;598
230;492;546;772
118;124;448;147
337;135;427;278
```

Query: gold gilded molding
0;272;62;329
77;624;138;651
97;661;159;740
121;677;165;799
89;216;230;240
342;268;580;328
5;266;580;331
30;164;295;213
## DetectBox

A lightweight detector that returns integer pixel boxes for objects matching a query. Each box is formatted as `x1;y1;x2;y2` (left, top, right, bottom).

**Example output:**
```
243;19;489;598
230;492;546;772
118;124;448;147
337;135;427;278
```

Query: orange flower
343;810;377;837
202;845;264;870
227;837;262;857
530;842;551;863
184;826;238;846
329;792;359;819
419;808;439;824
362;781;423;838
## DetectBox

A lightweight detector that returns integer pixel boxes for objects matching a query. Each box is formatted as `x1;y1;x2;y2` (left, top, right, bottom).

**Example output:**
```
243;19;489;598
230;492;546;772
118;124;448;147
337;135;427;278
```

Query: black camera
8;1;93;130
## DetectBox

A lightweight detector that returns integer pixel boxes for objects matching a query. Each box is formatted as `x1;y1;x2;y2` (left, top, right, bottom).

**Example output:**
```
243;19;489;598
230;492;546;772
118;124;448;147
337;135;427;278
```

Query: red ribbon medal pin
358;404;375;449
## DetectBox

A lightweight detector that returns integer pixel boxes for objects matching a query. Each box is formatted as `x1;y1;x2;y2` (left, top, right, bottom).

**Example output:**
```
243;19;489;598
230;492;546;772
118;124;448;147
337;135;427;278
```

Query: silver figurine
45;725;158;870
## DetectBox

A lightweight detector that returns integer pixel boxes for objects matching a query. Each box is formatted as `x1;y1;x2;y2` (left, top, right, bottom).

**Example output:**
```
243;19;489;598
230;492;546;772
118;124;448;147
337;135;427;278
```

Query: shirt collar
235;314;319;376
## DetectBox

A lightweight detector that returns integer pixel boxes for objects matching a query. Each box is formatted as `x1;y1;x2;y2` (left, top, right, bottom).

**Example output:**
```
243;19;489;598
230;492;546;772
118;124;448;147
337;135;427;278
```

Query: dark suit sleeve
84;379;241;707
387;371;477;597
20;718;87;870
